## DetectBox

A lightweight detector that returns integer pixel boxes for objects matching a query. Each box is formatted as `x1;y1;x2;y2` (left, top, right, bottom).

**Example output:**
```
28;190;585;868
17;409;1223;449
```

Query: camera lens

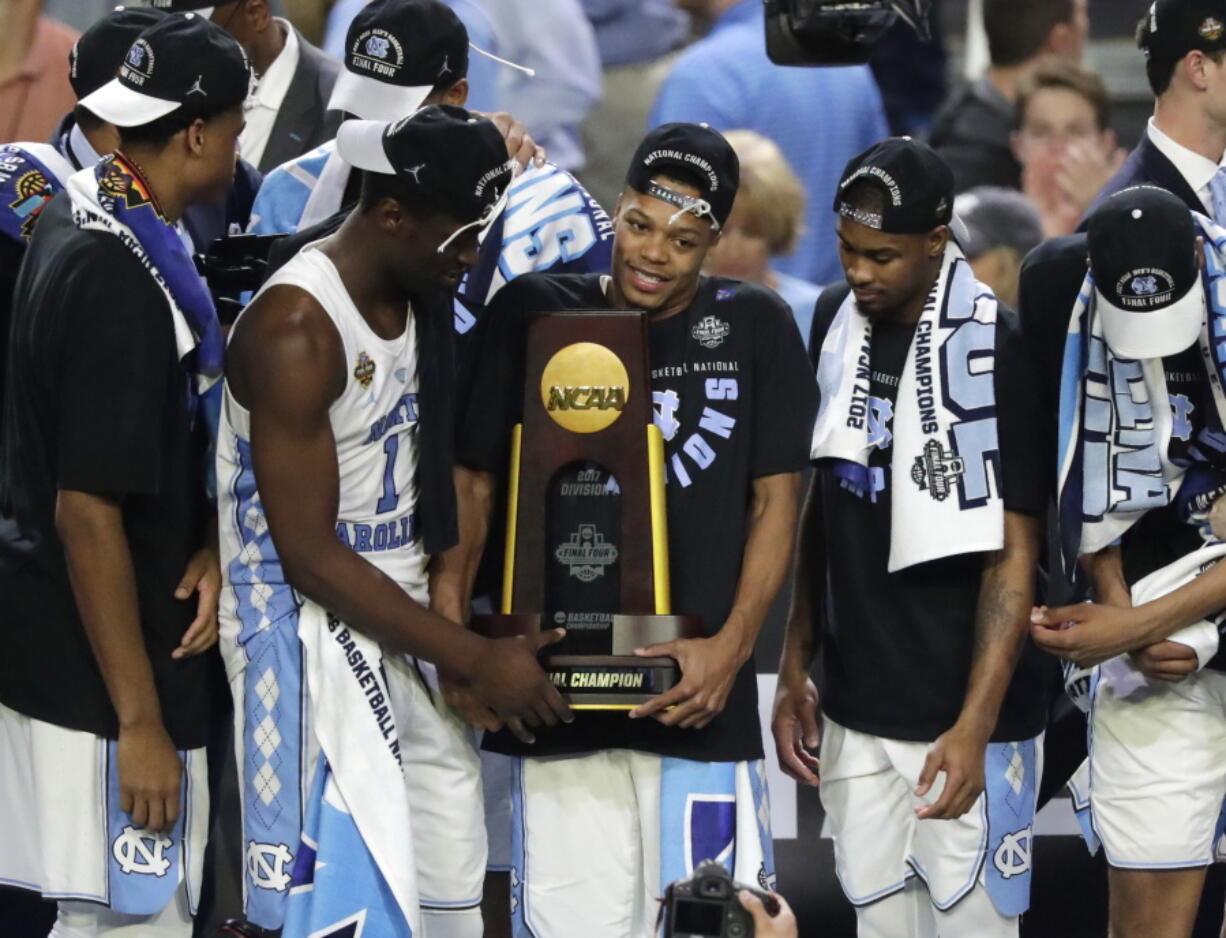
728;922;745;938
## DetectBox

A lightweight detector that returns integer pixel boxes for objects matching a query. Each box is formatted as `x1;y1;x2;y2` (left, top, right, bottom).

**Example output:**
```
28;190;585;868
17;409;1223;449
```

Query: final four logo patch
692;315;730;349
555;523;618;582
9;170;55;240
353;351;376;389
911;438;966;501
1201;16;1224;40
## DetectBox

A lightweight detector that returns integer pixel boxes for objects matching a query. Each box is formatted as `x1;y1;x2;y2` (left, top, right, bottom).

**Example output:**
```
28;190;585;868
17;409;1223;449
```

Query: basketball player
457;122;817;938
247;0;612;336
217;105;569;938
0;13;249;937
772;138;1048;937
1024;186;1226;938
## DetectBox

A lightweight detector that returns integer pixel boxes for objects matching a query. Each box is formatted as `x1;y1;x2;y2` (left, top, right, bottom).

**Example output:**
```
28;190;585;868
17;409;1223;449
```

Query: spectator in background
165;0;340;174
930;0;1089;193
1085;0;1226;223
323;0;502;112
705;130;822;339
652;0;889;286
484;0;601;172
578;0;690;209
1014;60;1124;238
0;0;78;143
954;186;1044;309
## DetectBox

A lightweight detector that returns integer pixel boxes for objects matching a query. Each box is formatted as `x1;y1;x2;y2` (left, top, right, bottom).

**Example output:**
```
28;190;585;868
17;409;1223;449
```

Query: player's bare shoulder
226;282;348;410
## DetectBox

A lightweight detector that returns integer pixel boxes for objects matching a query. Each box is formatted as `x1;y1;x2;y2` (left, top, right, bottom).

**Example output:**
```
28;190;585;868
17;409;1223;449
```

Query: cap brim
335;119;395;174
1096;282;1205;360
79;77;180;127
327;69;432;123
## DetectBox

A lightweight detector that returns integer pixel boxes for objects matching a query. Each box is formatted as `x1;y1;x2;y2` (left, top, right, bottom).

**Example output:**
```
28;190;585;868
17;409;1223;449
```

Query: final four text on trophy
475;310;701;709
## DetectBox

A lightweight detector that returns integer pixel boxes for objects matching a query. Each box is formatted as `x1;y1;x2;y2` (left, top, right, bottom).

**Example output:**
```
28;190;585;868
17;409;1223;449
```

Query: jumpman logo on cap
187;75;207;97
438;55;451;76
406;164;426;184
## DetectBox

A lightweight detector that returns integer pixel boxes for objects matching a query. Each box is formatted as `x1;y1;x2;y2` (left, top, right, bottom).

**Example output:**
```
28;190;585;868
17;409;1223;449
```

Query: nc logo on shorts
364;35;391;58
992;826;1032;880
247;841;293;891
112;826;173;877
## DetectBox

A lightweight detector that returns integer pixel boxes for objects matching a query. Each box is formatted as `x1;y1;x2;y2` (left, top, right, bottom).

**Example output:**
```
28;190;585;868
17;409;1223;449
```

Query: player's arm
772;474;824;786
429;465;495;625
231;286;568;727
1032;552;1226;669
57;491;184;833
632;470;803;729
916;509;1040;820
428;465;504;732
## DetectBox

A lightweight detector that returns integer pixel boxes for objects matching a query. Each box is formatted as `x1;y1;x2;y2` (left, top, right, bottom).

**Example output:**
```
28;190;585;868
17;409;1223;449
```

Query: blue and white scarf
811;242;1004;571
0;142;73;244
1056;213;1226;575
64;155;224;443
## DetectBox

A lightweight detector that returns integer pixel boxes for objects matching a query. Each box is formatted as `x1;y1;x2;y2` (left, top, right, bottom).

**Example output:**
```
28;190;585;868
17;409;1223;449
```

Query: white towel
812;242;1004;571
297;601;420;934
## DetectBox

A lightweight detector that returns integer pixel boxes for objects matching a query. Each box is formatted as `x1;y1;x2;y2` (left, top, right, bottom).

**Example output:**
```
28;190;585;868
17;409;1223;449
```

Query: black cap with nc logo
78;12;251;128
1087;185;1205;359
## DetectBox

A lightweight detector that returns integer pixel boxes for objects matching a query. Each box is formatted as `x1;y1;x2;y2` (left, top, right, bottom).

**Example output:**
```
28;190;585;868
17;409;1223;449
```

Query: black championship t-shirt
1019;236;1226;671
461;273;817;761
0;193;221;750
808;283;1054;743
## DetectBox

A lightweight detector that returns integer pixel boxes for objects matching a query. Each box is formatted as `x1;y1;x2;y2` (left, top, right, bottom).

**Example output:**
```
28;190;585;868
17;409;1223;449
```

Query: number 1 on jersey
376;434;399;513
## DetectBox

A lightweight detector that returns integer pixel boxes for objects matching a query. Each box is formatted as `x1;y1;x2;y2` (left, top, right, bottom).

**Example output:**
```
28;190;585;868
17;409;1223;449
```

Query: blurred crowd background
0;0;1160;332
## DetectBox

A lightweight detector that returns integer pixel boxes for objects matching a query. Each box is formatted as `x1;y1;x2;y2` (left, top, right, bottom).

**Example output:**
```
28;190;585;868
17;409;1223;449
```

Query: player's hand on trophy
914;720;988;820
440;670;504;732
118;720;184;833
771;674;821;786
471;629;572;744
629;628;745;729
1129;640;1199;683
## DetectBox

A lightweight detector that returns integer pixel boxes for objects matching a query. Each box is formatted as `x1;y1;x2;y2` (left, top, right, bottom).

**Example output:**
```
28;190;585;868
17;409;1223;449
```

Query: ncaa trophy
475;311;701;708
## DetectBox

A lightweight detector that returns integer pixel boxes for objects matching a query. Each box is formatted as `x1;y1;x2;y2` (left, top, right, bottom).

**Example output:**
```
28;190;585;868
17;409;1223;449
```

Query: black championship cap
835;136;954;234
69;6;167;100
1087;185;1204;359
625;123;739;231
79;12;251;127
1139;0;1226;63
337;104;514;242
329;0;469;123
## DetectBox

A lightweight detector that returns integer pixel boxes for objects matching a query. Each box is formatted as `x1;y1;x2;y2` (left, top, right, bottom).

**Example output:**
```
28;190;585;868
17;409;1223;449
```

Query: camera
660;861;779;938
765;0;932;67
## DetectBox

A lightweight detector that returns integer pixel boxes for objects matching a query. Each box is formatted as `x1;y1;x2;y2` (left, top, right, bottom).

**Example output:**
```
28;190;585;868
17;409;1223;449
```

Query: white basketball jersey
217;245;429;626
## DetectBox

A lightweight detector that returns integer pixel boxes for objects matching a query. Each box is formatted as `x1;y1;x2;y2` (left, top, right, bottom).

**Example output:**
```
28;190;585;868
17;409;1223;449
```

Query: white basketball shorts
819;717;1042;922
224;620;486;930
1088;666;1226;868
0;701;208;922
508;749;775;938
